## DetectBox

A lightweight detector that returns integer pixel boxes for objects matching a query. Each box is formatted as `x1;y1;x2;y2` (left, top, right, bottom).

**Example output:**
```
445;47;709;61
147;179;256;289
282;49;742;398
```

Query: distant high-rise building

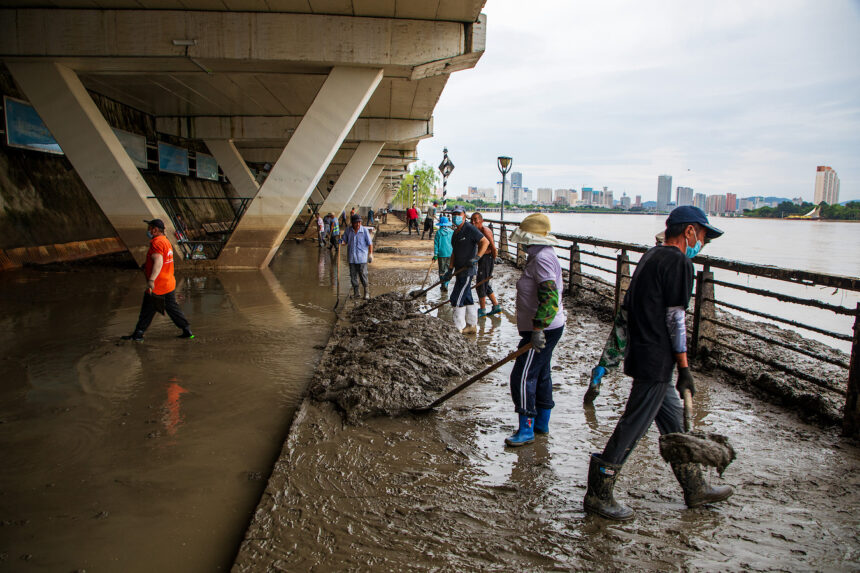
676;186;694;207
554;189;569;204
635;195;642;207
620;193;631;210
693;193;707;210
569;189;579;204
603;187;614;208
706;194;727;214
581;187;593;205
814;166;840;205
511;172;523;188
725;193;737;212
537;188;553;204
792;197;804;205
657;175;672;211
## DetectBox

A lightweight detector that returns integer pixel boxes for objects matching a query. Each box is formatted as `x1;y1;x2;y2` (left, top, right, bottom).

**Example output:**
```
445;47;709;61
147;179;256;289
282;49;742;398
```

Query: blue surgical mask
146;230;154;239
685;239;702;259
453;216;464;225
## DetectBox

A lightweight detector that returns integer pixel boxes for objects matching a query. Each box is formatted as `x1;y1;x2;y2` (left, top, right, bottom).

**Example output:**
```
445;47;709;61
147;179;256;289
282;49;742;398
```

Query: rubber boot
489;304;502;316
478;307;488;318
452;306;467;331
441;282;449;292
583;453;635;521
462;304;478;334
504;414;534;447
671;463;734;508
353;287;360;298
362;285;370;300
584;366;605;404
534;408;551;434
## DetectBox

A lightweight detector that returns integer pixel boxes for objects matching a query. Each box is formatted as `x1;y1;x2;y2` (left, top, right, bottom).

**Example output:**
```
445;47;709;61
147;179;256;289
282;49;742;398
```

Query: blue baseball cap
666;206;723;239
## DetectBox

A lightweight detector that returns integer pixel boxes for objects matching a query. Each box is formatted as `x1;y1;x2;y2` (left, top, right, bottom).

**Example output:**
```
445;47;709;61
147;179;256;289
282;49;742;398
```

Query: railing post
499;224;509;262
691;265;715;357
516;240;526;269
613;249;630;315
568;241;581;297
843;303;860;439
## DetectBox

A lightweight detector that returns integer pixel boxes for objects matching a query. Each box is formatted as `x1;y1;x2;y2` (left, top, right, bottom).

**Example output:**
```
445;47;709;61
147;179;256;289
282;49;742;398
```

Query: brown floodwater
0;243;346;571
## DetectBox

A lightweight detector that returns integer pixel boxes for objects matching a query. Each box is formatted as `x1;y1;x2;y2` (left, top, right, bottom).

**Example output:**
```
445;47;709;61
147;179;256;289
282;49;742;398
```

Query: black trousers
600;378;684;465
134;290;190;334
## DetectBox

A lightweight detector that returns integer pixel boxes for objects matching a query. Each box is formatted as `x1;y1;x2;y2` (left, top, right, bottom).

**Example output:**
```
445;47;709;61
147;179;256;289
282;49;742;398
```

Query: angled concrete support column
317;141;383;217
205;139;260;213
359;177;385;207
218;66;383;268
345;165;384;214
7;62;174;265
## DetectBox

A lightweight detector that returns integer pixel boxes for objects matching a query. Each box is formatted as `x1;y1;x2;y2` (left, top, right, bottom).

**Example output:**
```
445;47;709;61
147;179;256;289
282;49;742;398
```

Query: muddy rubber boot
534;408;551;434
489;304;502;316
441;283;449;292
583;453;635;521
671;463;734;508
453;306;467;331
353;287;360;298
478;307;488;318
363;286;370;300
504;415;535;447
584;366;605;404
462;304;478;334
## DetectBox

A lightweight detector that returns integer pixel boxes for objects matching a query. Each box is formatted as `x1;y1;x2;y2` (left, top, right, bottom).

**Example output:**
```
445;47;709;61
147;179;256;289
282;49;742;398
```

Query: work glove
440;269;453;283
368;254;373;263
531;329;546;352
676;366;696;397
433;255;438;261
469;256;480;266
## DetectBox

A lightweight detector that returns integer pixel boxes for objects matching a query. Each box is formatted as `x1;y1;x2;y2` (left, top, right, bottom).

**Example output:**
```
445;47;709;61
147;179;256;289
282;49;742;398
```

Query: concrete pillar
218;66;383;268
317;141;383;217
205;139;260;214
360;177;385;207
7;62;174;265
346;164;384;215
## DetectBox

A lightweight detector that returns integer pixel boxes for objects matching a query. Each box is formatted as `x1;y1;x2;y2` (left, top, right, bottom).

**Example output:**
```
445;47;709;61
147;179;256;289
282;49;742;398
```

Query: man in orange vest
121;219;194;341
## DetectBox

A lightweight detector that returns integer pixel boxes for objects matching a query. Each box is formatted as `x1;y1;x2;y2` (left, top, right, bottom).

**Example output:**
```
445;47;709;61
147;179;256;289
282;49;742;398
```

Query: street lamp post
412;173;420;209
497;156;512;220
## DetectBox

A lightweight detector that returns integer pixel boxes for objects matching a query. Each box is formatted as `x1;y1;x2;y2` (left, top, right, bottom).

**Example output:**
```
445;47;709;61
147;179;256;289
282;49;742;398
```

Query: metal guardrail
482;217;860;438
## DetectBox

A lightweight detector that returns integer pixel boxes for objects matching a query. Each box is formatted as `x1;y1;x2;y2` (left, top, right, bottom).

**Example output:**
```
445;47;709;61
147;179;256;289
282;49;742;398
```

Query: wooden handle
416;343;533;411
422;276;493;314
683;388;693;433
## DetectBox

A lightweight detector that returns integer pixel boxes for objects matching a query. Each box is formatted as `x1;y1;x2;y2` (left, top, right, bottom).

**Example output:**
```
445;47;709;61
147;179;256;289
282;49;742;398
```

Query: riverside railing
483;218;860;438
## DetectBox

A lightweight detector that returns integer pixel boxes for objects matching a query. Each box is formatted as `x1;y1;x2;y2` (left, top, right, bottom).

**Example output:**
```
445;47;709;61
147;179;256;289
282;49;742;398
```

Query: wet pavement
235;228;860;572
0;244;343;571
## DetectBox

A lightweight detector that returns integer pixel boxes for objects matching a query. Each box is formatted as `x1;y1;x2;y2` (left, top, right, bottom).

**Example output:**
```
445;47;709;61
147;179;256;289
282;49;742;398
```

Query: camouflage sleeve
533;280;559;329
597;308;628;369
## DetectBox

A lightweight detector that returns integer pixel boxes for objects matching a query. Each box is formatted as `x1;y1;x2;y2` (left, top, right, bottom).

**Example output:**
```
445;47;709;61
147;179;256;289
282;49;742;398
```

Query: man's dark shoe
178;330;195;339
121;331;144;342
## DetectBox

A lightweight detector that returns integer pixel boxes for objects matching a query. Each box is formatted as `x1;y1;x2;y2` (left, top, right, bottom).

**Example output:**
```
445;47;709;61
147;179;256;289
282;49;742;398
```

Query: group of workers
122;203;733;522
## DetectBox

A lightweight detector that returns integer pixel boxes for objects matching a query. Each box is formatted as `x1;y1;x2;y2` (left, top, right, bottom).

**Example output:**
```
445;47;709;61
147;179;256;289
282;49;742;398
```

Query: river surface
489;213;860;352
0;245;344;571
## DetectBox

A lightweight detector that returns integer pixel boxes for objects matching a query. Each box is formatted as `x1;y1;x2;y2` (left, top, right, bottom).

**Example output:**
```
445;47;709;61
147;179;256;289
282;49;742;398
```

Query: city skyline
416;1;859;203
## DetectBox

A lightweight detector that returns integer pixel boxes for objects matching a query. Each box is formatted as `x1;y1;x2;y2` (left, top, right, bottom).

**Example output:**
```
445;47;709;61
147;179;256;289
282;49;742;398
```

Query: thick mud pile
659;431;737;475
309;292;485;423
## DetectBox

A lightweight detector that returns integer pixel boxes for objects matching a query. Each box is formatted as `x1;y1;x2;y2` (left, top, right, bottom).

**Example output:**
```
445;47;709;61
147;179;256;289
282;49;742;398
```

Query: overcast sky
416;0;860;202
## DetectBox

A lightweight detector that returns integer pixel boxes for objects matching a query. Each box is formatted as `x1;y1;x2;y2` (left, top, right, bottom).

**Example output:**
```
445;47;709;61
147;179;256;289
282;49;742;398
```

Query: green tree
393;162;441;208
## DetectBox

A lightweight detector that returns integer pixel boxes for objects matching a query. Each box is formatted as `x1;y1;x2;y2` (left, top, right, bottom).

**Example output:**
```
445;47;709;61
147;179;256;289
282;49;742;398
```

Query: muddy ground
234;224;860;572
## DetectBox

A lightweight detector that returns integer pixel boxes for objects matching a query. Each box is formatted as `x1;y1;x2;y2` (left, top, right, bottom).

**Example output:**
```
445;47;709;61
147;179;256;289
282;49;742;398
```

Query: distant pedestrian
406;206;419;235
368;208;375;225
421;202;438;240
121;219;193;342
583;205;732;522
433;215;454;291
470;212;501;317
329;213;341;250
441;206;488;334
316;212;325;247
341;214;373;299
504;214;564;447
382;208;388;224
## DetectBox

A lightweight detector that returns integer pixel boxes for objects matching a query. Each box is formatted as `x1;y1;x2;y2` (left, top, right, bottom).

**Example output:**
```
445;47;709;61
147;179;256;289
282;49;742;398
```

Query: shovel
419;257;436;292
408;266;466;299
412;343;533;412
422;276;492;314
332;243;342;312
658;388;736;476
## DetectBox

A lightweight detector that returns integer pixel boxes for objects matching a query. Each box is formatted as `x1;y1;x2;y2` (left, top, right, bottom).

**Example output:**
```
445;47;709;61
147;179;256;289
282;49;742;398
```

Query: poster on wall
3;95;64;155
158;142;188;176
195;153;219;181
112;128;147;169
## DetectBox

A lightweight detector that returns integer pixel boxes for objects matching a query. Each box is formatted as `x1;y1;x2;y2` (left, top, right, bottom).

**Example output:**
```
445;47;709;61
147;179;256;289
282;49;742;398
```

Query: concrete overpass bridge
0;1;486;268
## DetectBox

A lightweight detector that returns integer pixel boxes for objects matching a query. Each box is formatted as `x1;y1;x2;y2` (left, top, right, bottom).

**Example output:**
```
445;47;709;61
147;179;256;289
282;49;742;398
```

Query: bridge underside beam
317;141;383;220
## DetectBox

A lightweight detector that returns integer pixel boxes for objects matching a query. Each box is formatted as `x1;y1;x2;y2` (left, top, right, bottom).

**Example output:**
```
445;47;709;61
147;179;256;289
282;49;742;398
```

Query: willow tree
393;162;440;208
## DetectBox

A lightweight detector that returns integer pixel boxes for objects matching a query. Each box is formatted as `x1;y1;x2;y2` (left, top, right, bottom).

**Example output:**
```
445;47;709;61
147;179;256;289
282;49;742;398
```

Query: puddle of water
0;243;344;571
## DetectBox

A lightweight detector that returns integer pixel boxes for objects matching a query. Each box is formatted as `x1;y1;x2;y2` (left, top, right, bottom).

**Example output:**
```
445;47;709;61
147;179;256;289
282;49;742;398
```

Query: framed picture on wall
158;142;189;176
3;95;64;155
112;128;147;169
196;152;219;181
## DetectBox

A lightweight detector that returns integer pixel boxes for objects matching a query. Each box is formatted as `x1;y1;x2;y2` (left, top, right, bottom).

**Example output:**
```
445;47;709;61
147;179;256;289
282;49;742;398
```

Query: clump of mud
659;431;736;476
373;246;403;254
309;292;485;423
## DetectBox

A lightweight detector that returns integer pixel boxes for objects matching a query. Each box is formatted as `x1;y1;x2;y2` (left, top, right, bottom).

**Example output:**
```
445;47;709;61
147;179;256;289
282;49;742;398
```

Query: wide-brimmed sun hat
509;213;559;246
437;216;452;227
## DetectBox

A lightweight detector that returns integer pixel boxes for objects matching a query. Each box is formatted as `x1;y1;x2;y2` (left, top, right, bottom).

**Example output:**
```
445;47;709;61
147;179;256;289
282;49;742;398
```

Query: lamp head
497;156;513;174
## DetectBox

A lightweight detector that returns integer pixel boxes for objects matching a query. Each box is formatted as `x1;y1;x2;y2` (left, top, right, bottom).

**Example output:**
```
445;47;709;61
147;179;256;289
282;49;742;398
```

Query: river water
490;213;860;352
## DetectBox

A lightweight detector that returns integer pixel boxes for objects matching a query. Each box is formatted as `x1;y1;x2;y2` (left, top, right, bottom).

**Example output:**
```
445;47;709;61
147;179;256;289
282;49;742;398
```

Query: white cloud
418;0;860;202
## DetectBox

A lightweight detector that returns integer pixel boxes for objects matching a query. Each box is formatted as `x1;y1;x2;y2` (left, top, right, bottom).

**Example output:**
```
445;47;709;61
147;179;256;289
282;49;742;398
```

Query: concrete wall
0;65;238;268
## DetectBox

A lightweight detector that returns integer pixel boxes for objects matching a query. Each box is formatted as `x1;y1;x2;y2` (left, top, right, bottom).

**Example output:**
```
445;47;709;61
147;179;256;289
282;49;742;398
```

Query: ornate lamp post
412;173;420;208
497;156;512;220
